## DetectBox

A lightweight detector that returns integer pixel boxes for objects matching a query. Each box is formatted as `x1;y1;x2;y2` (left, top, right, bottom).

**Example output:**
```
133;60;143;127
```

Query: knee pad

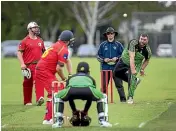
70;115;81;126
80;116;91;126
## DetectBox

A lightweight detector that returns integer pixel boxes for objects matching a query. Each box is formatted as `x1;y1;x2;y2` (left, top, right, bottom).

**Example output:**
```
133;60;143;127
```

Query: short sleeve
57;48;68;66
128;40;138;52
18;40;26;52
146;45;152;60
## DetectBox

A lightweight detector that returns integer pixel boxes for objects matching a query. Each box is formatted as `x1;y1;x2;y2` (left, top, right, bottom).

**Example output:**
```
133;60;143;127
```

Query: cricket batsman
52;62;112;128
35;30;74;124
17;21;46;106
113;33;152;104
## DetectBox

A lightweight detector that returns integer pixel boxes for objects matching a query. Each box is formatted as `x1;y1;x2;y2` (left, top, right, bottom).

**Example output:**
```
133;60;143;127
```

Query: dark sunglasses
106;32;114;35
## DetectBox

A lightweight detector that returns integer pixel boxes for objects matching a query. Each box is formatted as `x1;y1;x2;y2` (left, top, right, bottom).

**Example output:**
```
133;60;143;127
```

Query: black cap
76;62;90;74
103;27;118;37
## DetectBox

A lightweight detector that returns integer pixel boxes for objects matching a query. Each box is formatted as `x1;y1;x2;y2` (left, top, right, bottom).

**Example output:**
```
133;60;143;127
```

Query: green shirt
66;73;96;89
121;39;152;66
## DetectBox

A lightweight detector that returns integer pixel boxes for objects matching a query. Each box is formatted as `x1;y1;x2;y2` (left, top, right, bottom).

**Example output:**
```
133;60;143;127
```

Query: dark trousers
58;88;103;115
113;59;133;97
101;70;126;101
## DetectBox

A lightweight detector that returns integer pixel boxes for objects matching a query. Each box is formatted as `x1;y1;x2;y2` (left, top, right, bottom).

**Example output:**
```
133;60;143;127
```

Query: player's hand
131;69;137;75
111;57;118;62
104;58;110;63
21;64;27;70
68;74;72;79
140;70;145;76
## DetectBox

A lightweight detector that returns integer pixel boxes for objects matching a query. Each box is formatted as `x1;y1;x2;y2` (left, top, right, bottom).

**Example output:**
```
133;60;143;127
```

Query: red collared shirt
18;35;45;64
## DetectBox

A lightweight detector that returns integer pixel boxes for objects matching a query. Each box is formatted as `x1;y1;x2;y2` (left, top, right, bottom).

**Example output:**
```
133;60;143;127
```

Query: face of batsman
139;35;149;48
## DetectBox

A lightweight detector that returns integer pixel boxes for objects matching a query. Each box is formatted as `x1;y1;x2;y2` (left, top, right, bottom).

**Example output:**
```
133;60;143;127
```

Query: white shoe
99;120;112;127
37;97;44;106
127;97;134;104
52;122;63;128
25;103;32;106
42;119;53;125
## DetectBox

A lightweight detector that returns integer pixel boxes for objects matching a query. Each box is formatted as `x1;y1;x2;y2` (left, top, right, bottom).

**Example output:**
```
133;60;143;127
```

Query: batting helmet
27;21;40;35
76;62;90;74
59;30;75;46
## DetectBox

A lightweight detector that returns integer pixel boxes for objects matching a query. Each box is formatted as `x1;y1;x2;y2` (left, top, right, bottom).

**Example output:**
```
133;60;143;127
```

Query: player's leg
113;76;126;102
23;77;33;105
127;67;141;104
113;59;129;82
23;65;35;105
69;99;81;126
52;88;71;128
91;88;112;127
42;77;58;124
127;69;138;104
63;87;92;126
35;68;45;106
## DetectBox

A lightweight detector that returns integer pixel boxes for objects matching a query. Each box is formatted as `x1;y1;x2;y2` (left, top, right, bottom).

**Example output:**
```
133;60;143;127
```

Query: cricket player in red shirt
17;22;45;106
35;30;74;124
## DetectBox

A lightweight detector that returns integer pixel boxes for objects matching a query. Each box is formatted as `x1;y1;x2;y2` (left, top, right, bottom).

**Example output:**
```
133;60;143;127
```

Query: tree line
2;1;176;45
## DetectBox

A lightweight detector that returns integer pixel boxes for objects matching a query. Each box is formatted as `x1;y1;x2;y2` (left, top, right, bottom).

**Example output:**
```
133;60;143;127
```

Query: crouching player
52;62;112;128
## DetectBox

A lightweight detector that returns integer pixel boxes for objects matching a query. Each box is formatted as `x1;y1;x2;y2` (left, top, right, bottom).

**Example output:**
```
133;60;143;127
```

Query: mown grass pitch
1;57;176;131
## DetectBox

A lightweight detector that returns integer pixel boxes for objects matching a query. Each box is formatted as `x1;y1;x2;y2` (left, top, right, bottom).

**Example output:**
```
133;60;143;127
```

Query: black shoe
120;98;126;102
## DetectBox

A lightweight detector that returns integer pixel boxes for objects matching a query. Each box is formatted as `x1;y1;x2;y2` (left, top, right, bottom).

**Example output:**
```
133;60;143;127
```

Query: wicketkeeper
52;62;112;128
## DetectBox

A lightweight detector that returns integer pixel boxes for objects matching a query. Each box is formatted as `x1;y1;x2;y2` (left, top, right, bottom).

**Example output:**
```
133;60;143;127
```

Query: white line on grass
138;102;173;128
2;124;8;128
114;123;119;125
138;122;146;128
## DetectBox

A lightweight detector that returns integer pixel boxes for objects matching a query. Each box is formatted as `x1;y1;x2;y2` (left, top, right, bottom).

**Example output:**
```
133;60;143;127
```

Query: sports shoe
52;117;64;128
42;119;53;125
36;97;44;106
127;97;134;104
25;103;32;106
52;122;62;128
99;120;112;127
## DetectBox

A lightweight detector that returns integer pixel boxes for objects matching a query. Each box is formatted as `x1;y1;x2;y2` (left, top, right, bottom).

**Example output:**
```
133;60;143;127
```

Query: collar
107;40;115;43
26;35;39;40
57;40;67;47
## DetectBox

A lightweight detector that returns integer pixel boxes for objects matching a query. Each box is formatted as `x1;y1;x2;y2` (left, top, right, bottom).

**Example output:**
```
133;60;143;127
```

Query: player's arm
97;43;105;63
66;58;72;75
56;49;69;81
17;41;26;69
56;64;67;81
141;59;149;71
140;46;152;76
128;40;137;75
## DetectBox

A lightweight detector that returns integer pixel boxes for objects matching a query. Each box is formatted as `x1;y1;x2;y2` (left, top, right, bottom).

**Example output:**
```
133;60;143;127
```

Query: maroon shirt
18;35;45;64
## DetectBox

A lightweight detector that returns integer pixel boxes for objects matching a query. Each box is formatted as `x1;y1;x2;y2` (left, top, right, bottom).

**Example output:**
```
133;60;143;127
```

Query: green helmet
76;62;90;74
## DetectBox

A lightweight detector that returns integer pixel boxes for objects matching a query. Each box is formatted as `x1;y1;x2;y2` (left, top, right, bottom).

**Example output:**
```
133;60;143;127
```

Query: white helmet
27;22;40;30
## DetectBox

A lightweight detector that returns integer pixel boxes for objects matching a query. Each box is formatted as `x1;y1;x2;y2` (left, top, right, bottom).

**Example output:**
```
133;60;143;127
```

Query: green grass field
1;57;176;131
